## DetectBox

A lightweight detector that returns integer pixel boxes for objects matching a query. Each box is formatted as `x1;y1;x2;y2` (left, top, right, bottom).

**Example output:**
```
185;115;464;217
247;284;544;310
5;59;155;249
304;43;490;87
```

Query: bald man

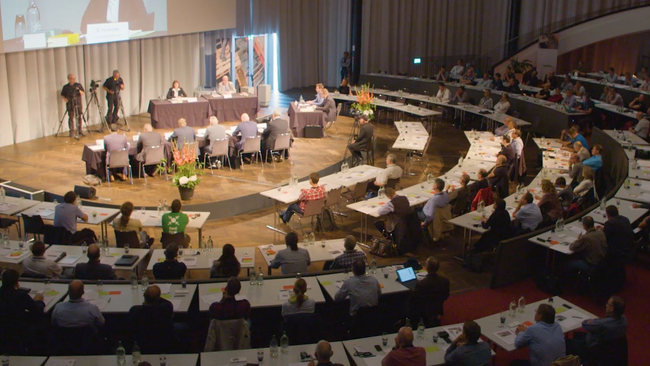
232;113;258;150
61;73;85;138
74;244;117;280
52;280;105;329
217;75;236;94
382;327;426;366
308;340;344;366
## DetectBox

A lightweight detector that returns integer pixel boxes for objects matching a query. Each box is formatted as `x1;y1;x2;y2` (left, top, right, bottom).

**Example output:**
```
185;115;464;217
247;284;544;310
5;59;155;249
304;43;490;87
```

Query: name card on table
86;22;129;44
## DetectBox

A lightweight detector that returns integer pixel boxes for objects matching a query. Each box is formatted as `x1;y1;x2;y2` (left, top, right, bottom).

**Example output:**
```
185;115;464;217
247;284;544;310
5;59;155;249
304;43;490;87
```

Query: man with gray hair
103;69;124;124
330;235;366;270
308;340;344;366
204;116;227;165
421;178;449;227
137;123;164;176
104;123;129;181
233;113;258;150
367;153;403;198
262;109;290;157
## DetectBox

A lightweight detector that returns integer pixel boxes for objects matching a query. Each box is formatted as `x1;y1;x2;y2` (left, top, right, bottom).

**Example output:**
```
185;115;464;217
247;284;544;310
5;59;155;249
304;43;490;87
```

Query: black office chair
350;305;382;338
114;230;145;249
0;217;20;239
43;225;71;245
22;214;44;241
48;325;102;355
281;313;324;345
161;232;187;248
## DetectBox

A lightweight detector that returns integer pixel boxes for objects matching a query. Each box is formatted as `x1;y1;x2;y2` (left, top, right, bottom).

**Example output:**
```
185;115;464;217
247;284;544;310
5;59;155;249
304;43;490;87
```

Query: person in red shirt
279;172;326;224
548;87;564;103
382;327;426;366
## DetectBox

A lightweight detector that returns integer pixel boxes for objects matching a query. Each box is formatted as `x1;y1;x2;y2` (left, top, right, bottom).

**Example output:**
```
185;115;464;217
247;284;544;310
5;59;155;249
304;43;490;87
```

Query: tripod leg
56;109;69;137
119;97;130;132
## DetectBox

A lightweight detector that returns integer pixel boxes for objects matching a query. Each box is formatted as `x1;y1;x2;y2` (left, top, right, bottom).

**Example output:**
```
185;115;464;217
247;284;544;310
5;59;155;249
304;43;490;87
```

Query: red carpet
442;264;650;366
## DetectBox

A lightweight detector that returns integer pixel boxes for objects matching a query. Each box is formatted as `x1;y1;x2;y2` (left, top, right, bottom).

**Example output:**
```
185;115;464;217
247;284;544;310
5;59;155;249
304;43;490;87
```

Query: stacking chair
203;138;232;173
325;186;346;225
160;232;187;249
342;180;370;203
114;230;145;249
360;136;376;166
265;133;291;168
386;178;401;190
238;136;263;171
295;198;326;235
324;103;342;135
22;214;44;240
140;146;165;184
106;149;133;187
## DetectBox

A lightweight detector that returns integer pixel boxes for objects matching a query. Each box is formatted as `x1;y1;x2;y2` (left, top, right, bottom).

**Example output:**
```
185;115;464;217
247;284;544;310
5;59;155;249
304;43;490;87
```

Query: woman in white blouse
573;166;594;197
493;93;511;114
166;80;187;99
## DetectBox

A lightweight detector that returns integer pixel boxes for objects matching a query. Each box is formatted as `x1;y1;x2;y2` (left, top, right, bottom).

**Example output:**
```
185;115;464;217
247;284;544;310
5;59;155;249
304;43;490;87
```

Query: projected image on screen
1;0;167;52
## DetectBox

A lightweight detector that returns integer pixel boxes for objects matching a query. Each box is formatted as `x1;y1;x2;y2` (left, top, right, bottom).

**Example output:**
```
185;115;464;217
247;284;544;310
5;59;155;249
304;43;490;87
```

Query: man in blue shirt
514;303;565;366
54;191;88;234
334;259;381;316
420;179;449;227
52;280;105;330
561;127;589;151
513;193;543;233
444;320;491;365
583;144;603;171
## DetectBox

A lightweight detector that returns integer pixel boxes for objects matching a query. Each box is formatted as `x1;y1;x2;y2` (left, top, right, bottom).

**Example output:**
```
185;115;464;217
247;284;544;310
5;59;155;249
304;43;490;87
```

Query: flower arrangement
351;83;376;119
168;141;202;189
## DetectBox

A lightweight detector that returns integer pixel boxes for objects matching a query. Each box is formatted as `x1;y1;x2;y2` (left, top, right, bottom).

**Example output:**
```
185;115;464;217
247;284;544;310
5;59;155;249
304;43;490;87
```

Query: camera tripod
84;88;109;133
117;95;130;132
56;94;90;139
341;116;360;167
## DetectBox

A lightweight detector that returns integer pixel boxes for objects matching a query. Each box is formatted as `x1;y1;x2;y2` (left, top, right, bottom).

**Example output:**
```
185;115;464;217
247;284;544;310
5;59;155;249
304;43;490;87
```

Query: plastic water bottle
299;95;304;104
478;200;485;213
257;267;264;285
2;233;9;249
341;161;348;173
250;268;257;285
509;298;517;317
280;332;289;353
600;198;607;212
132;342;141;364
417;318;425;339
426;173;434;184
0;187;5;202
116;341;126;365
141;273;149;291
370;256;377;274
458;156;464;167
130;270;138;290
309;232;316;246
624;177;631;189
405;318;412;329
269;335;279;358
555;217;565;232
518;295;526;314
207;236;214;251
378;186;385;198
163;199;169;212
540;136;546;146
26;1;41;33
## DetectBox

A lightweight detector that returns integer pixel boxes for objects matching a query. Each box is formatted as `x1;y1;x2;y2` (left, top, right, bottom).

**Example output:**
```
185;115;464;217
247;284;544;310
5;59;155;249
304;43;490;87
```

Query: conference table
317;266;411;299
201;341;349;366
615;177;650;204
202;93;260;122
198;276;325;311
287;102;326;137
0;195;40;216
556;74;650;102
628;159;650;180
22;281;69;312
115;208;211;245
258;238;347;275
46;354;198;366
44;244;151;277
146;246;256;278
0;240;37;268
19;201;120;242
603;129;650;146
4;357;48;366
77;283;196;313
147;97;213;128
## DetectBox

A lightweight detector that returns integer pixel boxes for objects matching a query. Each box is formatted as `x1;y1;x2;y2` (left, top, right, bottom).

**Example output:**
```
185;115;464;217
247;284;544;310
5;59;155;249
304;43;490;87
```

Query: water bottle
293;173;298;186
625;177;631;189
518;295;526;313
458;156;464;167
256;267;264;285
341;161;348;173
555;217;565;232
130;270;138;290
417;318;425;339
141;273;149;291
163;199;169;211
405;318;412;329
0;187;5;202
116;341;126;365
378;186;385;198
299;95;304;104
157;200;162;214
634;159;639;170
207;236;214;251
540;136;546;146
370;256;377;274
309;232;315;246
426;173;434;184
2;233;9;249
600;198;607;212
132;341;142;364
303;233;310;245
478;200;485;213
509;298;517;317
25;1;41;33
250;268;257;285
269;335;279;358
198;237;205;252
280;332;289;353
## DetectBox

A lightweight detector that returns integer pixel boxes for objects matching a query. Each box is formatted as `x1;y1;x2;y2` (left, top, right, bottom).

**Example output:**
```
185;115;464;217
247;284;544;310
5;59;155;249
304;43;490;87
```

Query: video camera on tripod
88;79;101;93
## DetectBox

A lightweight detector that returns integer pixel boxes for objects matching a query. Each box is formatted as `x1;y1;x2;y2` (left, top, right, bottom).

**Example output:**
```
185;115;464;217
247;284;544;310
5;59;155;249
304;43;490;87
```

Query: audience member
282;278;316;316
447;174;471;215
542;71;557;89
436;83;451;103
279;172;326;224
582;296;628;349
232;113;258;151
606;88;624;107
561;75;574;93
162;199;190;246
498;135;515;168
113;201;152;247
548;86;563;103
488;155;509;198
371;154;403;191
334;259;381;316
478;89;493;109
347;115;374;165
104;123;129;181
210;244;241;278
270;232;311;275
605;67;618;83
74;244;117;280
573;61;587;77
209;277;251;320
153;244;187;280
535;84;551;100
623;71;637;87
629;94;647;112
476;74;492;89
308;340;344;366
561;127;589;150
451;86;469;103
420;179;449;228
513;304;565;366
513;192;543;233
460;67;475;85
511;130;524;159
409;256;449;327
435;66;449;82
0;269;45;344
54;191;88;235
629;111;650;139
168;118;198;155
381;327;426;366
574;166;595;198
573;80;586;96
450;59;464;79
537;179;563;224
567;216;607;274
583;144;603;171
330;235;366;271
444;320;491;366
127;285;174;353
555;177;574;208
473;198;512;253
494;117;515;137
375;188;410;238
600;205;634;260
561;89;578;109
493;93;511;114
569;153;584;186
640;75;650;91
52;280;105;329
572;141;590;161
492;73;504;90
22;240;62;278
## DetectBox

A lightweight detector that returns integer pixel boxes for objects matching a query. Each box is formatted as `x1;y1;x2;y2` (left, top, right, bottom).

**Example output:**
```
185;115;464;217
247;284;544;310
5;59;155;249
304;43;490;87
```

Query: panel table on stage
202;93;260;122
147;98;212;128
201;342;349;366
0;195;40;216
44;244;150;277
46;354;198;366
257;239;347;275
198;276;325;311
288;102;326;137
146;246;256;277
74;283;196;314
19;202;120;241
115;209;210;243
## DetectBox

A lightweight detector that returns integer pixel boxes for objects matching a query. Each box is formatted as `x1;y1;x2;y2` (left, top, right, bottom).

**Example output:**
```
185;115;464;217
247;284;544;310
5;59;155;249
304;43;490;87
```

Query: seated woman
210;244;241;278
166;80;187;99
112;201;152;247
537;179;563;227
338;78;351;95
573;166;595;198
281;278;315;316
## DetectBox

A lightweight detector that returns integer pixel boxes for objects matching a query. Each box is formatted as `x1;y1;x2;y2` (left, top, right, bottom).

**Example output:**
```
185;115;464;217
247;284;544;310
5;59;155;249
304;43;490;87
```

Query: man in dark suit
81;0;153;34
153;244;187;280
498;135;516;172
375;188;410;238
488;155;510;198
347;114;373;166
447;174;471;216
168;118;199;156
128;285;174;354
408;256;450;327
316;89;337;123
137;123;164;176
103;70;124;125
74;244;117;280
232;113;258;151
104;123;129;181
600;205;634;261
262;110;290;158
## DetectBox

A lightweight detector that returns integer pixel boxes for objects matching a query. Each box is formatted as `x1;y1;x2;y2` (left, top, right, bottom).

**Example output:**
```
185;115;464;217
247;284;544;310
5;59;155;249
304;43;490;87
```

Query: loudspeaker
304;125;324;138
74;185;96;199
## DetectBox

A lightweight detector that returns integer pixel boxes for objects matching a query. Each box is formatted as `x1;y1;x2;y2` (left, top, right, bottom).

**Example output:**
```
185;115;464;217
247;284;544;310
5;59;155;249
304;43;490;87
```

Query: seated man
52;280;105;329
261;110;290;157
136;123;164;176
478;89;493;109
204;116;227;164
568;141;590;161
22;240;63;278
307;83;325;106
601;205;634;260
217;75;236;94
104;123;130;181
561;126;589;151
153;244;187;280
493;93;511;115
162;199;190;246
513;193;543;233
308;340;344;366
476;74;492;89
535;84;551;100
460;67;475;85
444;320;491;366
382;327;426;366
54;191;88;236
606;88;624;107
605;67;618;83
334;259;381;316
232;113;258;152
548;87;564;103
583;296;628;350
560;74;574;93
435;83;451;103
583;144;603;171
209;277;251;320
347;115;374;165
128;285;174;354
629;111;650;140
0;269;45;348
513;304;565;366
555;177;574;208
168;118;199;156
368;154;403;197
567;216;607;274
435;66;449;82
494;117;515;138
449;59;464;79
409;257;449;327
561;89;578;109
279;172;326;224
269;232;311;275
451;86;469;104
330;235;367;271
74;244;117;280
488;155;509;198
628;94;647;112
447;174;471;214
375;188;410;238
420;179;449;228
498;135;515;169
316;89;337;124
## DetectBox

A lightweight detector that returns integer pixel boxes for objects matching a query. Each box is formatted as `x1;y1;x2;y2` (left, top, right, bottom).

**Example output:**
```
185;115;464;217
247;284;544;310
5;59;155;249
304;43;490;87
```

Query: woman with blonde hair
112;201;152;247
537;179;562;224
574;166;595;197
281;278;315;316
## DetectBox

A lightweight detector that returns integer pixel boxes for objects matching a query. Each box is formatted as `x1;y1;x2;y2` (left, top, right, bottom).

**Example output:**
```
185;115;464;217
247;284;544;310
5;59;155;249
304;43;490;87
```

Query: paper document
156;283;172;294
38;209;55;217
58;255;81;265
493;328;517;345
47;360;76;366
179;256;198;266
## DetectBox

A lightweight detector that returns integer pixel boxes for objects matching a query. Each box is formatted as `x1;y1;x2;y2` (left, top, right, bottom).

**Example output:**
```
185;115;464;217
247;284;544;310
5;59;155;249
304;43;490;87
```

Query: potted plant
164;141;203;200
351;84;376;120
509;58;533;82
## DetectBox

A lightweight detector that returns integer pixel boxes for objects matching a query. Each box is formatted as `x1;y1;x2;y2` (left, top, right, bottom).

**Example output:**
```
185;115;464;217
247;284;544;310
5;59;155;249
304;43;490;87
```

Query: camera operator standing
61;73;85;139
103;69;124;125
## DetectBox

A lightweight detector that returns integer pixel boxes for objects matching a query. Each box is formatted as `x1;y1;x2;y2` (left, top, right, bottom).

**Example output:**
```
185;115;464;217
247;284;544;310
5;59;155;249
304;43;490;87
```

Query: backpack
82;174;102;186
320;208;338;231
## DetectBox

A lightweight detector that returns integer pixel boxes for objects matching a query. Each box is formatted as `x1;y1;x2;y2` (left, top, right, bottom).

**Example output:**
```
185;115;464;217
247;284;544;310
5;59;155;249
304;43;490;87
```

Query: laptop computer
396;267;417;284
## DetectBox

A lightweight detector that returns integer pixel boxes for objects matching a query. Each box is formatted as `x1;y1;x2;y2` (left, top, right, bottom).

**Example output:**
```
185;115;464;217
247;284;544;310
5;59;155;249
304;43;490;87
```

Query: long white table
116;209;211;244
22;281;69;312
5;357;48;366
198;276;325;311
77;283;196;313
258;239;347;275
202;341;349;365
147;246;256;277
604;129;650;146
317;267;410;298
615;178;650;203
45;244;150;277
46;354;198;366
0;196;40;216
628;158;650;180
19;201;120;241
0;240;34;266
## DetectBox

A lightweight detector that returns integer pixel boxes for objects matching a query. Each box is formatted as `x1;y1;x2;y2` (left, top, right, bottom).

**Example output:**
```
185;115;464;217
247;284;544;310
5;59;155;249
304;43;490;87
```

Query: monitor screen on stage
0;0;235;53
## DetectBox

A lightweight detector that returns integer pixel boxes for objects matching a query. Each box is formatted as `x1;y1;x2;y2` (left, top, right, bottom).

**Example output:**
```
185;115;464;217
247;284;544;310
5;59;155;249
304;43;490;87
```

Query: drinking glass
499;312;506;328
124;243;130;254
382;267;389;279
159;355;167;366
321;240;326;248
432;334;439;343
257;350;264;362
44;278;50;291
381;333;388;347
178;248;184;256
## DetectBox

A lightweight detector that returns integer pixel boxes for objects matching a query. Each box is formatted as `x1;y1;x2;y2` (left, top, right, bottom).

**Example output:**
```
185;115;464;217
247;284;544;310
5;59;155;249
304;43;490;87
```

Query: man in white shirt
367;154;403;198
605;67;618;83
450;59;464;79
22;241;63;279
217;75;236;94
511;130;523;158
630;111;650;139
436;83;451;103
478;89;494;109
493;94;511;114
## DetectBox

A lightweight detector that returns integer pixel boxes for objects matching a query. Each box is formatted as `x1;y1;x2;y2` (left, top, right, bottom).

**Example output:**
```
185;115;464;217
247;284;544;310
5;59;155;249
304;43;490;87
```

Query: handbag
369;236;394;258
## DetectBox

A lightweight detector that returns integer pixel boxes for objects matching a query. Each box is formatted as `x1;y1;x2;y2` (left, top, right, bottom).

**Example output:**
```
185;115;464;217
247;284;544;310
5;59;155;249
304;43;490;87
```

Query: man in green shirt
162;199;190;245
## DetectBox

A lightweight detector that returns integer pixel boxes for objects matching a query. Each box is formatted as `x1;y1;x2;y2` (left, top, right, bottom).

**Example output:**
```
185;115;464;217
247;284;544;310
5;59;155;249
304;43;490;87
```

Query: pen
107;297;111;303
572;316;583;319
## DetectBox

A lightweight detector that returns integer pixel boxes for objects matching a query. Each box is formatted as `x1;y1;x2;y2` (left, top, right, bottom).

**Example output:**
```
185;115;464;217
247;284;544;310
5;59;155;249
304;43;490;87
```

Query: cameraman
61;74;85;139
103;70;125;124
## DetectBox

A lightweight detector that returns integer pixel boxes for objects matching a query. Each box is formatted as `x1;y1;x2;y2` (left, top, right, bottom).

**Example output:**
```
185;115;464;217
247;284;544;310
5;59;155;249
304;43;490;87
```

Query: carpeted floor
442;262;650;365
